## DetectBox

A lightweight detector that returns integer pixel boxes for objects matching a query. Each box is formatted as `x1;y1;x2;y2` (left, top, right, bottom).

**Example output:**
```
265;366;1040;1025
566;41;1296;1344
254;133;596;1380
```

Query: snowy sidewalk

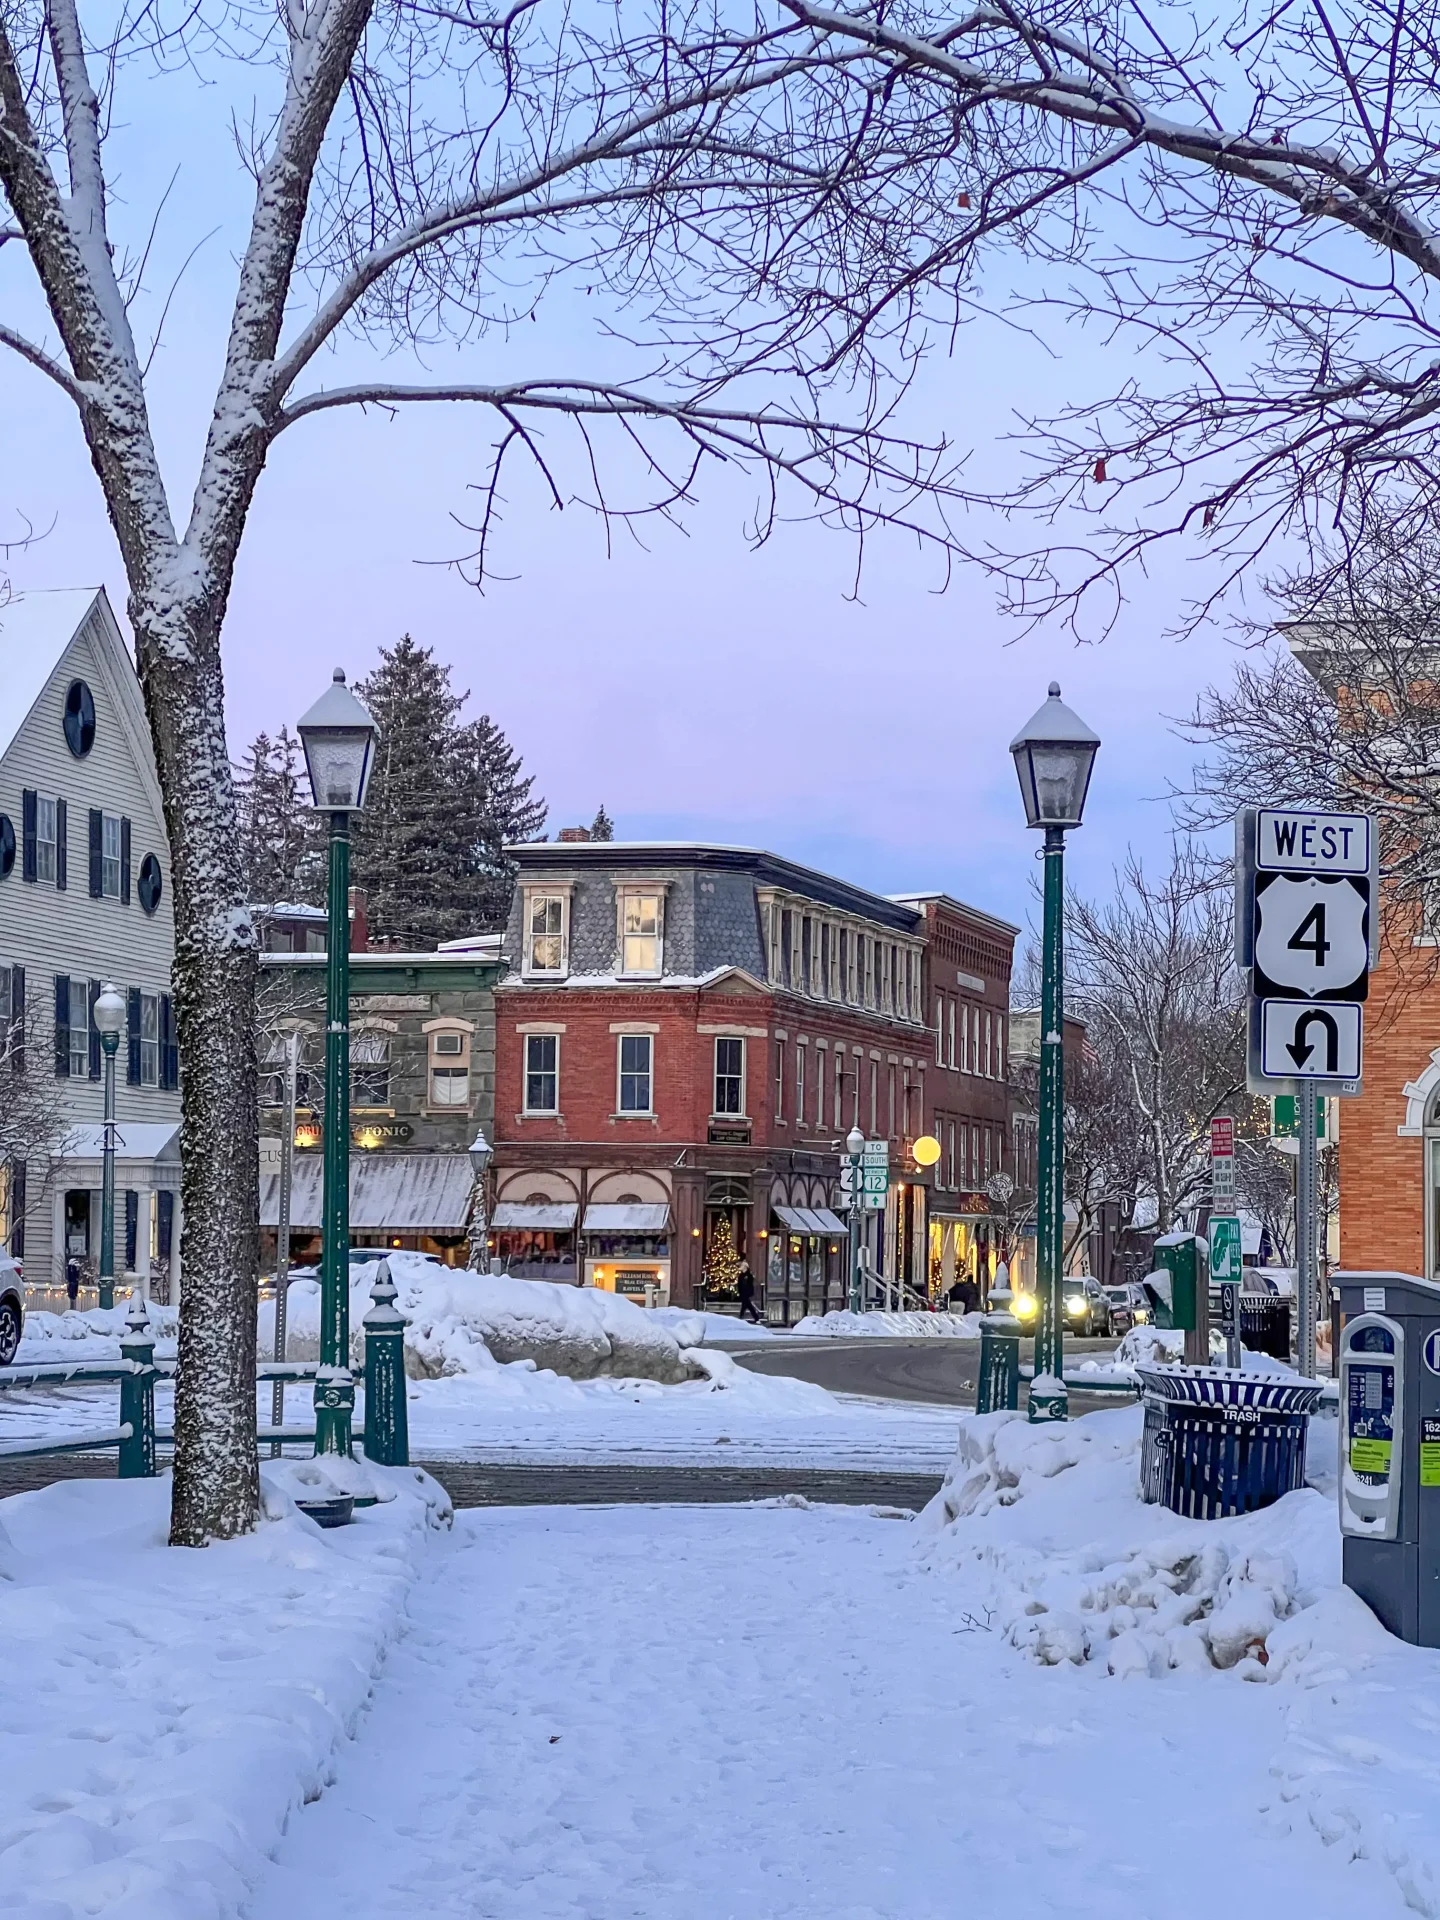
250;1502;1414;1920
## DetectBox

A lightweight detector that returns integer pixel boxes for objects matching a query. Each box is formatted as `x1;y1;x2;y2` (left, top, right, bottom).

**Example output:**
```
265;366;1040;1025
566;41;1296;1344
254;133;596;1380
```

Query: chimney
348;885;370;952
556;826;592;843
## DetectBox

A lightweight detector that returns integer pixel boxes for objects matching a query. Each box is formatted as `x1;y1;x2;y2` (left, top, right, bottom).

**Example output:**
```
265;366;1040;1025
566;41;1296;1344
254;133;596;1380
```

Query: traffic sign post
1237;806;1375;1380
1209;1116;1241;1369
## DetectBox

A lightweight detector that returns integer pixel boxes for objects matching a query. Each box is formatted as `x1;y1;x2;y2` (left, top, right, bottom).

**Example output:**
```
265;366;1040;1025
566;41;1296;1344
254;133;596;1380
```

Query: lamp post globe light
92;983;127;1313
845;1124;866;1315
467;1127;493;1271
297;669;380;1458
1009;683;1100;1424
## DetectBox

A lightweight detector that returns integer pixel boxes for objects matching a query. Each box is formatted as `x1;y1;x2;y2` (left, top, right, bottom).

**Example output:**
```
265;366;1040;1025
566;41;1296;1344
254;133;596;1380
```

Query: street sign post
1209;1116;1241;1368
1237;806;1375;1379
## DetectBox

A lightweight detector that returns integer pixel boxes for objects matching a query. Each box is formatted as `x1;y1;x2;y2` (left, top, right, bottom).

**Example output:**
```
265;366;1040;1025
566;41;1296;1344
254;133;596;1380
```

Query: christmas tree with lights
703;1216;743;1297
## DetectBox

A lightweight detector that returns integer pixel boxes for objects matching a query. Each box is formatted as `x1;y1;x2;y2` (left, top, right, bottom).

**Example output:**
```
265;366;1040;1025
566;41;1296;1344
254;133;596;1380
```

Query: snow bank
917;1403;1440;1914
0;1459;448;1919
263;1256;709;1385
793;1309;983;1339
18;1302;180;1364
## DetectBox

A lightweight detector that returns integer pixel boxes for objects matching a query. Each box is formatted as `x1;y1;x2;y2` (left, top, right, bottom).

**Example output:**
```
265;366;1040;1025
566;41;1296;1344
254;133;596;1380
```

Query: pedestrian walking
65;1256;80;1311
736;1260;761;1324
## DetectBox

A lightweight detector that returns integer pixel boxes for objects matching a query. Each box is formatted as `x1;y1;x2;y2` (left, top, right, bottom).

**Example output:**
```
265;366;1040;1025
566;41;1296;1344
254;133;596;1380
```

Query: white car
0;1253;23;1365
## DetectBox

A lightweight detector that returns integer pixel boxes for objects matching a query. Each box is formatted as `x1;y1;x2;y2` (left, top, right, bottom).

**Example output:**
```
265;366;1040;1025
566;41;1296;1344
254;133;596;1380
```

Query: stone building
257;913;503;1265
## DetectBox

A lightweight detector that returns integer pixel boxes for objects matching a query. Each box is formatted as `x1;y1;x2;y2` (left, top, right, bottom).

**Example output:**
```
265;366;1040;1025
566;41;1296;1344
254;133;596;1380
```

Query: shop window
618;1034;652;1113
429;1028;470;1107
525;893;567;975
351;1031;390;1107
713;1037;744;1115
525;1034;559;1113
620;892;662;975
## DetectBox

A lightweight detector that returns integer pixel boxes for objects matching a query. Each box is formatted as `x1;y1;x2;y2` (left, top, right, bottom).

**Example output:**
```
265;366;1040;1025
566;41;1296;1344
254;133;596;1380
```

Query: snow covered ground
0;1459;448;1919
6;1397;1440;1918
793;1307;984;1337
248;1418;1439;1920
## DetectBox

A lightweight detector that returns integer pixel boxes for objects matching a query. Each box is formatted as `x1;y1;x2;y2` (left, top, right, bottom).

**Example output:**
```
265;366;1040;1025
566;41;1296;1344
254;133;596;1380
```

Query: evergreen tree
589;804;615;842
703;1216;743;1297
234;727;322;905
353;636;547;945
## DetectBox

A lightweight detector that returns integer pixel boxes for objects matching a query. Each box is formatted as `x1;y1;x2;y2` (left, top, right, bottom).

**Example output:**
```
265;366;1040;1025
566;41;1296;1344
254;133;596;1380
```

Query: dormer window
619;890;663;976
525;891;569;977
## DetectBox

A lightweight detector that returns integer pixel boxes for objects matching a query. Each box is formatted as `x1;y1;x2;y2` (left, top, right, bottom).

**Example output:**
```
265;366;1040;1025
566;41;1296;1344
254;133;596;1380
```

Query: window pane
528;896;565;972
69;979;88;1076
619;1034;652;1111
141;992;160;1086
102;814;121;898
350;1032;389;1105
714;1037;743;1114
37;799;56;883
525;1035;558;1112
621;894;660;972
430;1067;469;1106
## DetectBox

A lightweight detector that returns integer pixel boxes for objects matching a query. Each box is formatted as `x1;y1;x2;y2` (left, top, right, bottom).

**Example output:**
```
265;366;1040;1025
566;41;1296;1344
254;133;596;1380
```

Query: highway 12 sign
1237;806;1376;1096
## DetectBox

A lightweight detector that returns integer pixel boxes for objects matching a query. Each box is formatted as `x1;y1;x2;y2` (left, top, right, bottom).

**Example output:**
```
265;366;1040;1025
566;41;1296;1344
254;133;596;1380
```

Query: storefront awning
259;1153;476;1232
582;1204;671;1232
774;1205;848;1236
491;1201;578;1230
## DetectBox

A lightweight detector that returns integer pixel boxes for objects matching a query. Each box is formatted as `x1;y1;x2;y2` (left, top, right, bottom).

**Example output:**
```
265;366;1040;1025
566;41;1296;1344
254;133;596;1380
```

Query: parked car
0;1253;23;1365
1103;1281;1152;1333
1061;1274;1113;1337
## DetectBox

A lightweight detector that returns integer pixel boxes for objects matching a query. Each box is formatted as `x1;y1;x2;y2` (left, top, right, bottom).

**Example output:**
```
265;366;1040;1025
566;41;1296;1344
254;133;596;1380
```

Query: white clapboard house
0;588;181;1296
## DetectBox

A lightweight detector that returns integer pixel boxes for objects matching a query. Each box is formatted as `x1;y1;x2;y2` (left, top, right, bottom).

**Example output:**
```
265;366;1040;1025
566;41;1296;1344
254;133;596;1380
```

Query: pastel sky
0;48;1274;940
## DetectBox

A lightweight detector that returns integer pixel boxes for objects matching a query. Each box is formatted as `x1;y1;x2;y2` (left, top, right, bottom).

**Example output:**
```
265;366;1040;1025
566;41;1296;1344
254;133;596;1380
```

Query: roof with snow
0;587;109;761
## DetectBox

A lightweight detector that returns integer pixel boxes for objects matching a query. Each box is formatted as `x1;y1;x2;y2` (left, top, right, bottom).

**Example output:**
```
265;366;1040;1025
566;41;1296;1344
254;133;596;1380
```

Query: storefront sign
350;1121;415;1150
707;1123;751;1145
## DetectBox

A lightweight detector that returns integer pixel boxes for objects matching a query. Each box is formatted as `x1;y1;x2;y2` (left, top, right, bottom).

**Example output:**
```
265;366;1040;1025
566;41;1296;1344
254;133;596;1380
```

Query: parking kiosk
1336;1271;1440;1647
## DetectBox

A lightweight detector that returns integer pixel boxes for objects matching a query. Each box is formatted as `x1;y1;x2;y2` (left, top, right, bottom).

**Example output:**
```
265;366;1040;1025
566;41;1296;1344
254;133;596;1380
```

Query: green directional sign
1209;1214;1243;1284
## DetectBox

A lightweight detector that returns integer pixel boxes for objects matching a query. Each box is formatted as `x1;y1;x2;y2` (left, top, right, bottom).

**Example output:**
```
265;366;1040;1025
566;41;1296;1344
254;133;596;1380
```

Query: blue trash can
1136;1366;1324;1519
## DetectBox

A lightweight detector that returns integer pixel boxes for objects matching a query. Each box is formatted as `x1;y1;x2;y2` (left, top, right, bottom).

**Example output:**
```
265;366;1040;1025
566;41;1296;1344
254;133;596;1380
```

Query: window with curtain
350;1031;390;1106
620;893;662;975
526;894;567;974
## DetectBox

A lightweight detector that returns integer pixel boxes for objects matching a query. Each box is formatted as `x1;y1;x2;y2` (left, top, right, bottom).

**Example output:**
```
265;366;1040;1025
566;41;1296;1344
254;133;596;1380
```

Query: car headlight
1012;1292;1039;1319
1064;1295;1087;1316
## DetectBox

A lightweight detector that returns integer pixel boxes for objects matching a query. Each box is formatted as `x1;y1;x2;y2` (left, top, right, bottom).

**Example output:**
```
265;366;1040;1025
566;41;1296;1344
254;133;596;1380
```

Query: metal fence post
976;1310;1021;1414
117;1294;157;1477
362;1259;409;1467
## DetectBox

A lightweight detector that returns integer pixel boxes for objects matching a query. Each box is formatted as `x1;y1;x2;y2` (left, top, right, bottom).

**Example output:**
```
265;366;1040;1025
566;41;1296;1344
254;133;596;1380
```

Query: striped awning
774;1205;848;1236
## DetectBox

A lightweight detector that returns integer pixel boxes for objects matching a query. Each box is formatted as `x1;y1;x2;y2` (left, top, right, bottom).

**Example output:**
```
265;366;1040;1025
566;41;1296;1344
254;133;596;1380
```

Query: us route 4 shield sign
1252;872;1370;1001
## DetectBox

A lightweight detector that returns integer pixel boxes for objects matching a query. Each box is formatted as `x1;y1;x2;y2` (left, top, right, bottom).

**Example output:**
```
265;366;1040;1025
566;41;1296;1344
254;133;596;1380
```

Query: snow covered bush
794;1310;983;1338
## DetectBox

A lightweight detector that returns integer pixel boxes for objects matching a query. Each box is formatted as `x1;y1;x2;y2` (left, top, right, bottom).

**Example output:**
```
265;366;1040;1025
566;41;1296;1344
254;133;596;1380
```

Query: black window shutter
124;1190;138;1271
55;797;66;891
53;975;70;1077
120;817;131;904
88;809;103;899
11;966;23;1071
157;1190;174;1261
7;1162;23;1260
126;987;141;1086
88;979;101;1080
160;993;178;1090
21;791;36;884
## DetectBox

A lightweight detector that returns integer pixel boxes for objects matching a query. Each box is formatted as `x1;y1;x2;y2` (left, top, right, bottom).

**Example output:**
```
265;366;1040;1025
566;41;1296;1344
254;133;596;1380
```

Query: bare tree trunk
132;598;260;1544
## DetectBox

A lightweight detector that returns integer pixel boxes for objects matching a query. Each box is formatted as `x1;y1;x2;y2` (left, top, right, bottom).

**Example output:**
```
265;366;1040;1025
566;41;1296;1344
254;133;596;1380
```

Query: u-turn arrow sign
1259;999;1363;1080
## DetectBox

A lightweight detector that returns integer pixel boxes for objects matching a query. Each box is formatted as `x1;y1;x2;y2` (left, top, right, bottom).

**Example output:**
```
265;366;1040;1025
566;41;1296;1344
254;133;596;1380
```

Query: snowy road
250;1504;1410;1920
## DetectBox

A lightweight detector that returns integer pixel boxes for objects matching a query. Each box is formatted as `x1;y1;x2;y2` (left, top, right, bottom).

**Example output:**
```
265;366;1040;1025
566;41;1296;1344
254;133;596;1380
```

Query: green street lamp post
93;984;127;1312
845;1125;865;1314
297;669;380;1458
1009;683;1100;1425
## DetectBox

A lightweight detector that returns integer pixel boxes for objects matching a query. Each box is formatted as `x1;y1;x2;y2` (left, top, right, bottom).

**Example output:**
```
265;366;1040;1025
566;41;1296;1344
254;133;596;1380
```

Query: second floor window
618;1034;653;1113
351;1031;390;1107
527;894;567;974
69;978;89;1079
525;1034;559;1112
139;991;159;1086
621;893;662;974
430;1029;470;1107
714;1037;744;1115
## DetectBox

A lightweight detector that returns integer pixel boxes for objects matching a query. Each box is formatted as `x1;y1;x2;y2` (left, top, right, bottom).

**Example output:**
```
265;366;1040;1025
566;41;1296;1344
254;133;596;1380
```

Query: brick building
890;894;1020;1296
490;843;1016;1319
